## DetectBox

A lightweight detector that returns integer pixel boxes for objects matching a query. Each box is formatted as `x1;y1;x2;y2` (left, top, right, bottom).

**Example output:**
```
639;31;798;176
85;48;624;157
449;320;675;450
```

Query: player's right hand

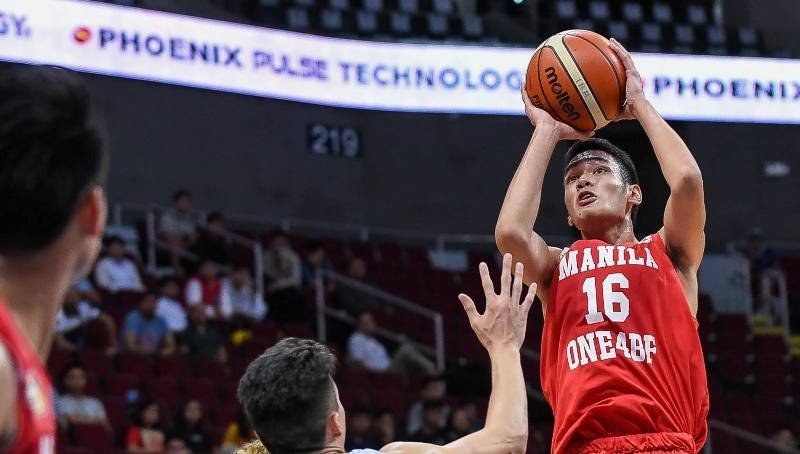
458;253;537;352
521;87;594;141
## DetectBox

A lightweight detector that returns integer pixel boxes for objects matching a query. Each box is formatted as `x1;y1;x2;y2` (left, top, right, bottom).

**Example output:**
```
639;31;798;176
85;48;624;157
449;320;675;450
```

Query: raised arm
382;254;536;454
609;39;705;269
495;90;592;295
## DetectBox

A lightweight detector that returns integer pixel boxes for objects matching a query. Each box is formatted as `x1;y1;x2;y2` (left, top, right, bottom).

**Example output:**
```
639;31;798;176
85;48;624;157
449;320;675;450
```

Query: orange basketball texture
525;30;627;131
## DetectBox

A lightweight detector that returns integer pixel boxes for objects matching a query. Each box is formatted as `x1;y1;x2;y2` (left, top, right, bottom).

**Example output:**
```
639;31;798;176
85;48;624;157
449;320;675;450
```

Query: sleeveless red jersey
0;299;56;454
540;233;709;454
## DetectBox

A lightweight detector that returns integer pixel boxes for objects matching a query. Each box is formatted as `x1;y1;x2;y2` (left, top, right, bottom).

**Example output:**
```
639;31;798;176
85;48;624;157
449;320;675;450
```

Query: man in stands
347;312;435;379
94;235;145;293
238;254;535;453
0;64;108;453
54;287;118;355
123;293;176;356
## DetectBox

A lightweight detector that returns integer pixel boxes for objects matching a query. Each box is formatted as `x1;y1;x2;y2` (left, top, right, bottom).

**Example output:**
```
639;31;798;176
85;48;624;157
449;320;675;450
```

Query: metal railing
113;203;265;295
315;269;445;371
709;419;800;454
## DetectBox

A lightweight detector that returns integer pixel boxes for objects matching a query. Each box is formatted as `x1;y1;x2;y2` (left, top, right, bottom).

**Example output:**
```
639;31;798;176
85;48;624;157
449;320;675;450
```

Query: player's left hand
609;38;646;121
458;253;537;352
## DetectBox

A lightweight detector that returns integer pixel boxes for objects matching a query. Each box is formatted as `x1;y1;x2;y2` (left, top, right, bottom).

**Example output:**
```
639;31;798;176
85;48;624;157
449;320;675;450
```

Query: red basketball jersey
540;233;709;454
0;299;56;454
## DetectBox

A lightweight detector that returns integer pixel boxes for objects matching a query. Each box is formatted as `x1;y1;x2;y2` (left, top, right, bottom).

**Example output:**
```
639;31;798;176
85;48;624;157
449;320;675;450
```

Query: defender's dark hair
564;138;640;223
237;338;338;454
0;65;107;255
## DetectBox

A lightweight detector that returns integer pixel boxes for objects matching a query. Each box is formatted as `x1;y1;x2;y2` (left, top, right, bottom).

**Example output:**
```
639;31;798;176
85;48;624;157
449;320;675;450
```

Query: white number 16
582;273;630;324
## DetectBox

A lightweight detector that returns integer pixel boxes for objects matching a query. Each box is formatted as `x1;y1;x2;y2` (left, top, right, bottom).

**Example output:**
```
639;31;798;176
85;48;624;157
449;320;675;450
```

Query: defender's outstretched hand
521;87;594;141
609;38;647;121
459;253;537;352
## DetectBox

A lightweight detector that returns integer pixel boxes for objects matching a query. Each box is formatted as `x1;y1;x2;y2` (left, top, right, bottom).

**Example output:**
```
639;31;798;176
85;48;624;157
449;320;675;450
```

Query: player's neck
580;221;637;245
0;250;75;361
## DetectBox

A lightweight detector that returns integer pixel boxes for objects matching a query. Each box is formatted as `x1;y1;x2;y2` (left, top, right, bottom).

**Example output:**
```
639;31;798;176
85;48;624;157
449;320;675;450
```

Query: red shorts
569;432;696;454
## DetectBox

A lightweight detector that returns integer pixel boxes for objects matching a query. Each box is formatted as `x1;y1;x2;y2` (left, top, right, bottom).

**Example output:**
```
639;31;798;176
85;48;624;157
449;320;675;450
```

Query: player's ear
628;184;642;206
328;410;344;439
77;186;107;237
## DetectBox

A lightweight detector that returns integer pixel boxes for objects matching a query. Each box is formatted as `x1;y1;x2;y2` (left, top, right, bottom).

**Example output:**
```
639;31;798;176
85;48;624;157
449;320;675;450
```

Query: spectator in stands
221;407;255;454
192;211;232;267
345;407;379;450
160;190;200;275
406;376;449;435
185;259;223;320
374;409;397;447
746;228;788;324
123;293;176;356
347;311;436;379
221;265;268;324
445;406;474;443
302;242;335;291
126;399;165;453
75;276;102;305
55;364;110;431
164;437;191;454
263;232;305;321
179;304;227;363
772;428;798;450
155;277;187;334
171;399;211;454
55;287;118;355
408;400;448;445
94;236;145;293
334;257;383;315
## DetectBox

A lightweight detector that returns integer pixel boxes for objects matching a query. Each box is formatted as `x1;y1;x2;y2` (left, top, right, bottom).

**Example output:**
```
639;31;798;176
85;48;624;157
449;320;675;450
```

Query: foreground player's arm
382;254;535;454
0;344;16;449
495;91;592;293
610;39;705;270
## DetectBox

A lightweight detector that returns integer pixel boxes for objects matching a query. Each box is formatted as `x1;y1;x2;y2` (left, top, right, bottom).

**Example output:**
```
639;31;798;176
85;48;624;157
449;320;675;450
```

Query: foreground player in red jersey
0;65;107;453
495;39;709;453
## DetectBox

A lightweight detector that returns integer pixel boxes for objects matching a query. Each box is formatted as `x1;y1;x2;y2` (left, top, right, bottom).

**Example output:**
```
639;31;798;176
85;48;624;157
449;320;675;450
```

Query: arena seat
71;424;114;451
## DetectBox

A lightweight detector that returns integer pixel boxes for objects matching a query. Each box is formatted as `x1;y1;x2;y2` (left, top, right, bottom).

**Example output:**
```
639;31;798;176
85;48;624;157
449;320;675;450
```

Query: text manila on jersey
0;300;55;454
540;233;709;453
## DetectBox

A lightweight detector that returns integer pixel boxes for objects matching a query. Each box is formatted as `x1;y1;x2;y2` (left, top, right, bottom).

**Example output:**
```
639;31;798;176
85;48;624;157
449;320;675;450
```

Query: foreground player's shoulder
0;342;17;446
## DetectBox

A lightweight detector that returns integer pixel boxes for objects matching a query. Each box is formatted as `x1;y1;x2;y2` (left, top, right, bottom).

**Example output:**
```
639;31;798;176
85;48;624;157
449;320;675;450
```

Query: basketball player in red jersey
495;39;709;453
0;65;107;453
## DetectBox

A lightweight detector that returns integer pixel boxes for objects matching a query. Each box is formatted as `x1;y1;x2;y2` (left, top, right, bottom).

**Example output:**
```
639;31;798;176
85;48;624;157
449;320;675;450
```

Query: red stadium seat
104;373;140;397
159;355;191;377
72;423;114;451
57;448;93;454
144;377;182;411
210;401;237;426
184;378;218;402
116;351;155;376
194;359;227;382
102;396;128;435
251;321;278;346
78;349;114;378
47;349;74;378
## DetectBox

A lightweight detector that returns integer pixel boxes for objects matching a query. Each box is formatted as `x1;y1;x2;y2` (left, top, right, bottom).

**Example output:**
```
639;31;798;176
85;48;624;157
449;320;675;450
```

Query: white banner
2;1;800;123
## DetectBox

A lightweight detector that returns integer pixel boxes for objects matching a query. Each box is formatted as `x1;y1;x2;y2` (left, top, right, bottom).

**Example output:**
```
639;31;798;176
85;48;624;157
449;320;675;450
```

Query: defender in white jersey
237;254;535;454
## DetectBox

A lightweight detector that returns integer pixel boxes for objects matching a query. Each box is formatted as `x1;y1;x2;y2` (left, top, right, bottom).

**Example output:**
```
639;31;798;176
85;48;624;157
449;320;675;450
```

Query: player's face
563;151;637;232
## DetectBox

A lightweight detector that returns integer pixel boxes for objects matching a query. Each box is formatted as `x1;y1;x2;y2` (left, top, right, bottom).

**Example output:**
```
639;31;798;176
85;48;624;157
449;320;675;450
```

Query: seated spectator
746;229;788;324
179;304;227;363
345;407;379;450
445;406;474;443
74;276;102;304
406;376;449;435
165;437;191;454
374;409;397;447
155;277;187;334
347;312;436;379
94;236;145;293
192;211;232;267
126;400;165;453
185;259;223;319
171;399;211;454
334;257;382;315
221;407;255;454
408;400;448;445
262;232;305;321
55;364;110;430
123;293;176;356
302;242;335;291
55;287;118;355
160;190;202;276
221;266;268;324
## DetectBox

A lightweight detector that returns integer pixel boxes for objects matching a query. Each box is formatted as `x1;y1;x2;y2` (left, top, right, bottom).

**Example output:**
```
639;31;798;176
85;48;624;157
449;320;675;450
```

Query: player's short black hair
0;65;107;256
564;138;640;223
237;338;338;454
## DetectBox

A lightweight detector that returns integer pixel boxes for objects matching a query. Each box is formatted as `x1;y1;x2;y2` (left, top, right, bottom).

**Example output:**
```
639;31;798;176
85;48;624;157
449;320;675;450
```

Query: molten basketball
525;30;627;131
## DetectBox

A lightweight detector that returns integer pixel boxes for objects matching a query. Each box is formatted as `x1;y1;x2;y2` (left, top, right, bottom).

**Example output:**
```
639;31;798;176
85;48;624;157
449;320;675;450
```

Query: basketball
525;30;627;131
